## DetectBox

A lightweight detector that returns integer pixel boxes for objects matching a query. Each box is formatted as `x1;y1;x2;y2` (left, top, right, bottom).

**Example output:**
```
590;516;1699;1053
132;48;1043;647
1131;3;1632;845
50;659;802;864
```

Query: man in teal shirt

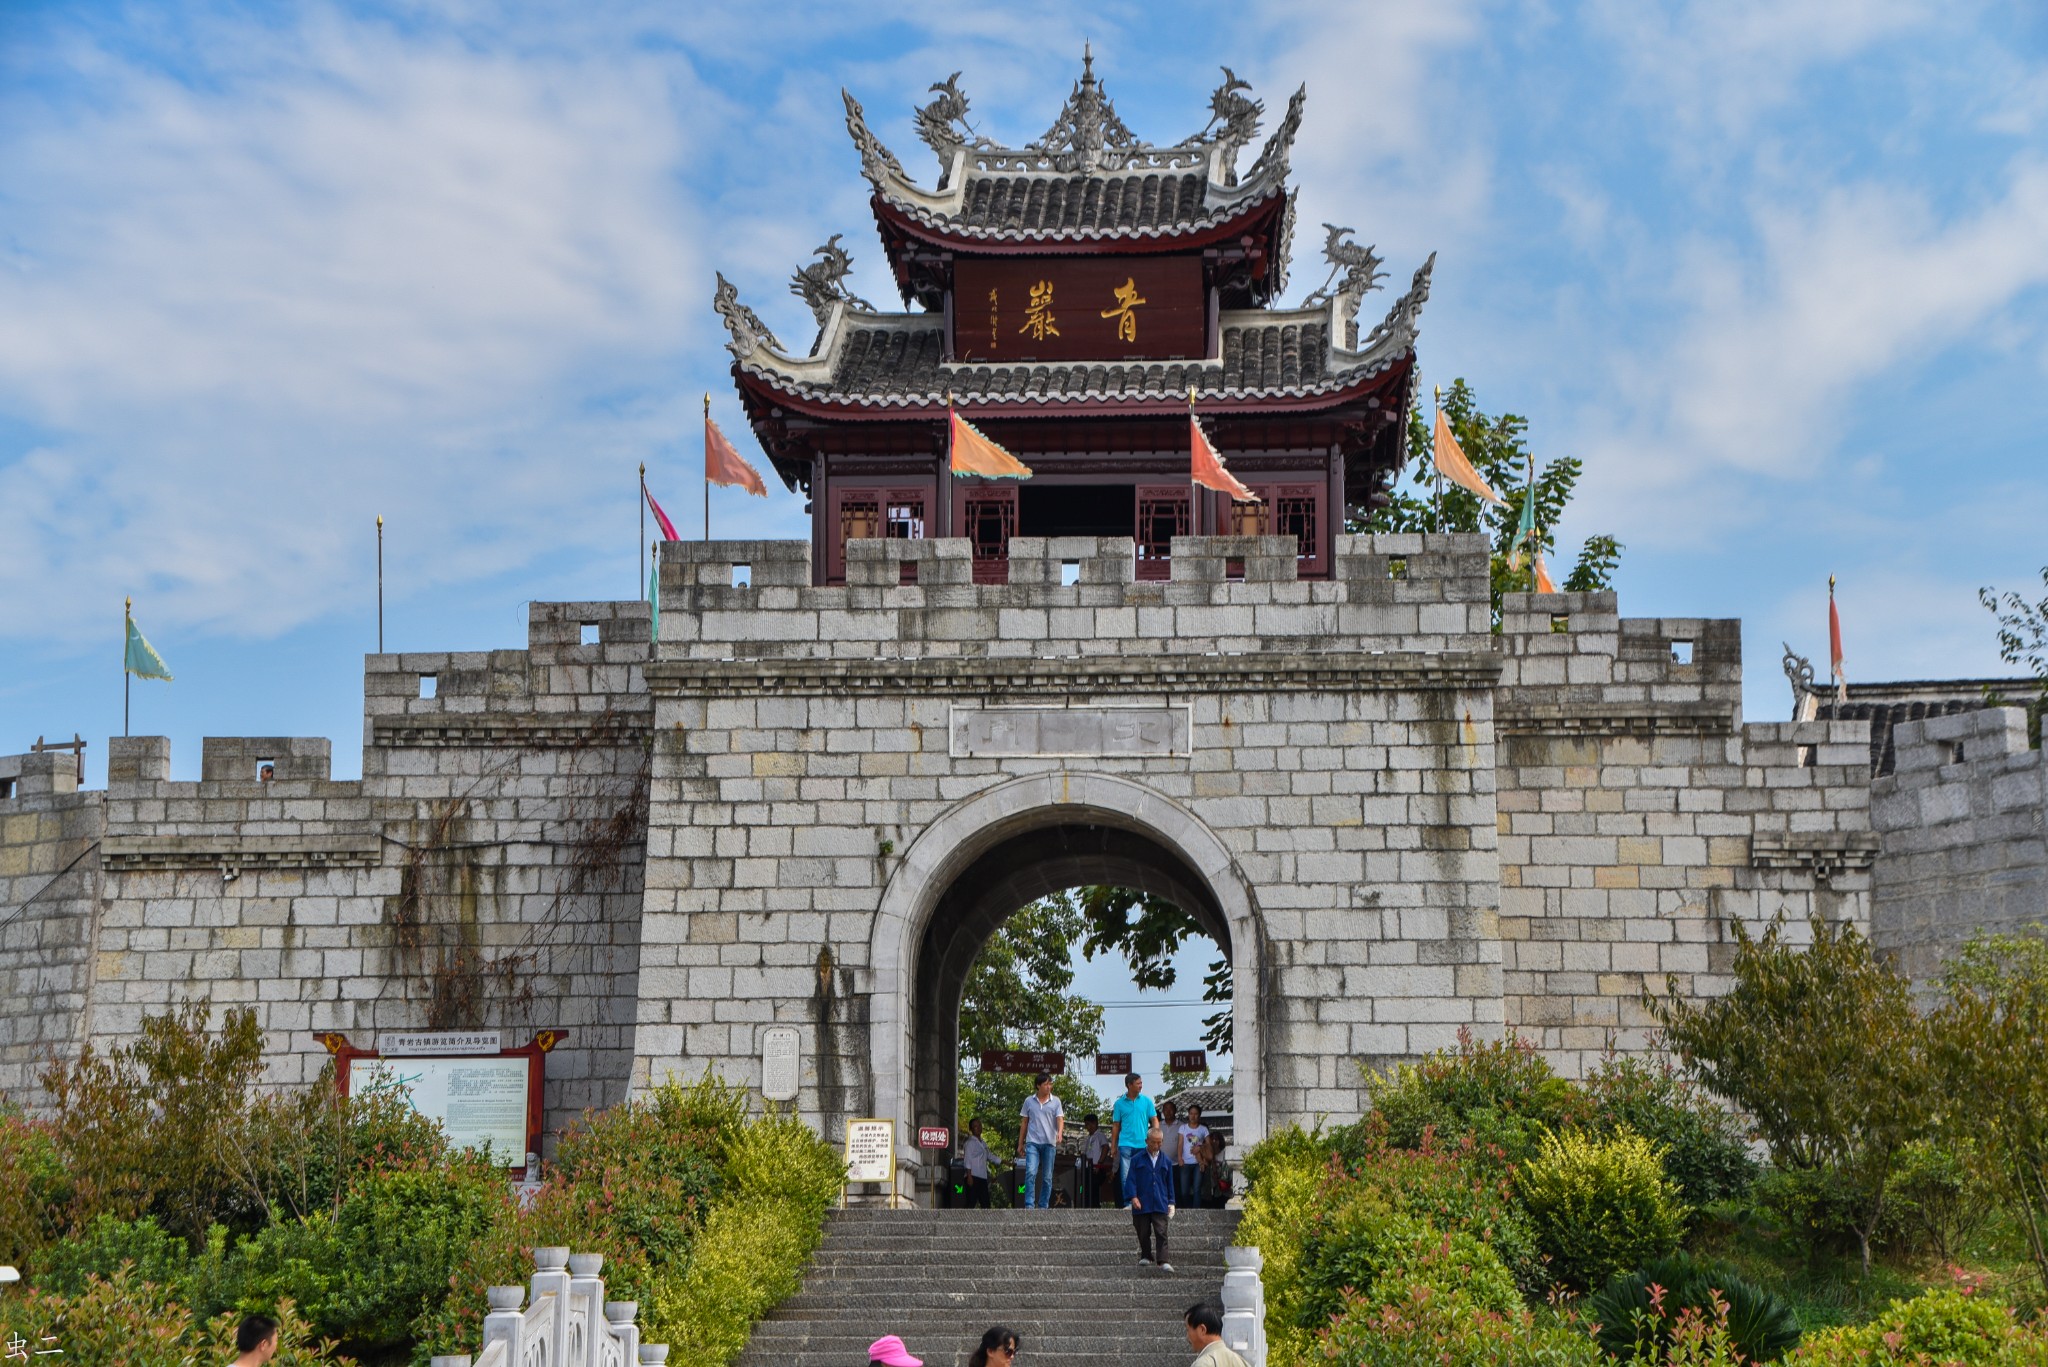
1108;1071;1157;1208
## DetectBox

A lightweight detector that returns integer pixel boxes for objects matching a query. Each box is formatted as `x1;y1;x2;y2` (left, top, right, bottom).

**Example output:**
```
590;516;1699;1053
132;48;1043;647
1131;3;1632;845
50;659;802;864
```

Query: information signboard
917;1125;951;1150
978;1049;1066;1075
350;1055;530;1158
1169;1050;1209;1074
761;1026;801;1103
1095;1052;1133;1076
844;1118;895;1184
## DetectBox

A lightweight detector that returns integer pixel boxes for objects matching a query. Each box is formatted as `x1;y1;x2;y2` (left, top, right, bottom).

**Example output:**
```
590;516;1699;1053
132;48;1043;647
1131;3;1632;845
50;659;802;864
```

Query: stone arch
867;772;1266;1184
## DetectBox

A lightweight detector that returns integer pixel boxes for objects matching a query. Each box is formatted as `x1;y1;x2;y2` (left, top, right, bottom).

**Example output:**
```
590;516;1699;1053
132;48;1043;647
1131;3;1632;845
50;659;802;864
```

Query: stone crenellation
0;535;2036;1188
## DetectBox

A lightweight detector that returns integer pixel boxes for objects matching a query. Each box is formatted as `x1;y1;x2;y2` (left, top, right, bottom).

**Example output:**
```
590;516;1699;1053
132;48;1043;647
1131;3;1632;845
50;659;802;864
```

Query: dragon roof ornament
1353;252;1435;360
1302;224;1389;345
713;272;782;361
789;235;873;328
847;56;1291;188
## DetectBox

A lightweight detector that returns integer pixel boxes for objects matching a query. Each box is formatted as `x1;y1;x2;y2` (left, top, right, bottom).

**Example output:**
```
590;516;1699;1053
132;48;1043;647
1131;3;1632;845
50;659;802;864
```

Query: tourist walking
967;1324;1019;1367
1123;1126;1176;1271
1176;1104;1210;1207
1108;1071;1157;1206
1157;1100;1184;1202
1079;1112;1109;1208
1017;1073;1065;1209
868;1334;923;1367
1184;1303;1247;1367
231;1315;279;1367
961;1117;991;1209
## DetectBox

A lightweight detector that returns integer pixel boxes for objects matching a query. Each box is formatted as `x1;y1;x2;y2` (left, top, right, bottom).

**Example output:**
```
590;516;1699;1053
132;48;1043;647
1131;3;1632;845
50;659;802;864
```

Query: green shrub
1365;1029;1593;1167
30;1214;191;1298
1315;1284;1603;1367
1784;1290;2040;1365
234;1066;450;1224
1752;1166;1868;1263
1880;1139;1996;1264
0;1106;68;1266
1517;1129;1685;1292
1587;1253;1802;1363
1342;1126;1545;1294
1583;1052;1758;1214
1298;1201;1520;1331
1;1270;352;1367
650;1194;818;1363
1236;1131;1332;1367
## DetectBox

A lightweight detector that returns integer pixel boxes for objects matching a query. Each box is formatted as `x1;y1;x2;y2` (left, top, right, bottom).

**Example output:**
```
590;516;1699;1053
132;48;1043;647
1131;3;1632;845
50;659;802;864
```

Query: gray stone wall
1493;591;1877;1077
67;600;653;1140
0;751;103;1109
1872;706;2047;982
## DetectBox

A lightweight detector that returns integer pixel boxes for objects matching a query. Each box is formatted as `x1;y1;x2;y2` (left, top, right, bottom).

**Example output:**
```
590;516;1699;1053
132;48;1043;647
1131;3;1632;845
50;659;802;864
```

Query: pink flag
643;478;679;542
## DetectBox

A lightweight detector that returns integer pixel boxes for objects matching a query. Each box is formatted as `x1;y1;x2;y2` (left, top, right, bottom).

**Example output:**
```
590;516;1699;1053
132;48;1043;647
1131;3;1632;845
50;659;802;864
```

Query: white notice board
350;1055;531;1158
843;1117;895;1184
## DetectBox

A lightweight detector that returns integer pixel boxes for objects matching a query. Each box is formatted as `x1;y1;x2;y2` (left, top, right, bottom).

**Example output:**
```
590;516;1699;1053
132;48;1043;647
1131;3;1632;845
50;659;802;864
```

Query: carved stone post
568;1253;607;1367
605;1301;641;1367
1222;1244;1267;1367
482;1285;525;1365
532;1246;573;1367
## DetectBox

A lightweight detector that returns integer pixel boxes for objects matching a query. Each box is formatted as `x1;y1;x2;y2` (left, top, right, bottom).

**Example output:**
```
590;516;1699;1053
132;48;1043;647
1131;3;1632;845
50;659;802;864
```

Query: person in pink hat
869;1333;923;1367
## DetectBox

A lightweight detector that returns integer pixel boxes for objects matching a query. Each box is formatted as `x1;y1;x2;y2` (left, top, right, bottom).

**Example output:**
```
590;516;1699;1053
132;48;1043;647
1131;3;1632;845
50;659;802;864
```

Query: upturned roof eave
866;182;1289;254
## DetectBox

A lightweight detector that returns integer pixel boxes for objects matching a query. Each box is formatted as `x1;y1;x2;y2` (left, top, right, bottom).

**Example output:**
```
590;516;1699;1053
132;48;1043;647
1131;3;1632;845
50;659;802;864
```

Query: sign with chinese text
1169;1050;1209;1074
1095;1052;1133;1076
954;257;1205;363
761;1025;801;1102
917;1125;952;1149
379;1030;501;1056
978;1049;1067;1075
844;1118;896;1183
349;1055;531;1158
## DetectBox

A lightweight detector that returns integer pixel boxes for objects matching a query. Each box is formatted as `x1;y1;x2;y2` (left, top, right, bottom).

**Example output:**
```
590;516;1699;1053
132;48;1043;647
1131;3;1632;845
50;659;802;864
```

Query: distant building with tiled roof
713;52;1430;585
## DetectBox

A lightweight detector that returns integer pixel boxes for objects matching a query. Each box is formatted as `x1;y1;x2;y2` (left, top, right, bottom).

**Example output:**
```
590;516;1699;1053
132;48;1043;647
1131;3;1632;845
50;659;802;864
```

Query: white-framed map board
348;1055;531;1158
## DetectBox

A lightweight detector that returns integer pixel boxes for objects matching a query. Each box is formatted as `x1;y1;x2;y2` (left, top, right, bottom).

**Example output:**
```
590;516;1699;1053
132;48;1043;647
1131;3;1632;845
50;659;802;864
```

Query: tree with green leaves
1647;916;1932;1272
1363;378;1622;622
1980;566;2048;691
1931;932;2048;1298
955;896;1110;1151
1075;886;1233;1054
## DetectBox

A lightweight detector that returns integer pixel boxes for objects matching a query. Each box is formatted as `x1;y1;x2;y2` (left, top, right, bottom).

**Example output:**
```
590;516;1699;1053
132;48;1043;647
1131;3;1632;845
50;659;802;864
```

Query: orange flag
1432;402;1503;505
948;405;1033;480
705;409;768;496
1532;549;1558;594
1191;406;1258;502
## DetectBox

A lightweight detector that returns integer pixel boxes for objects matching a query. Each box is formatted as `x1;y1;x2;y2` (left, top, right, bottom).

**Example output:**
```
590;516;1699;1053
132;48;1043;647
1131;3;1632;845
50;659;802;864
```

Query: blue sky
2;8;2043;797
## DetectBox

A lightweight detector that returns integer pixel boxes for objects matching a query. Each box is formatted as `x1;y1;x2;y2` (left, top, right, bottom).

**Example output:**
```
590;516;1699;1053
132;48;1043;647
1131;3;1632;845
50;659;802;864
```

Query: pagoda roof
843;53;1303;258
715;254;1434;417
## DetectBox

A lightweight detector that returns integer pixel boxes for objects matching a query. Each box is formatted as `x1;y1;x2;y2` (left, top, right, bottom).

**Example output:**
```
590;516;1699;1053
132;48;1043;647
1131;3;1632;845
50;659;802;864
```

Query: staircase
735;1206;1242;1367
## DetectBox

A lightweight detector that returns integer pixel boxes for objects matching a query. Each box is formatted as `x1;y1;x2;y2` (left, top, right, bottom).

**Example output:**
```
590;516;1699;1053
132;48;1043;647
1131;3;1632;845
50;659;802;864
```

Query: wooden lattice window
832;484;930;583
962;488;1018;585
885;497;925;541
1135;485;1190;581
1273;488;1317;561
1229;500;1268;537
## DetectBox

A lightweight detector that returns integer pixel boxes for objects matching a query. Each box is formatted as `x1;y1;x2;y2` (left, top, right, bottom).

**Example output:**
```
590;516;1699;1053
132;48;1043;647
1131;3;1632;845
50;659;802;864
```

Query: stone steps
734;1207;1240;1367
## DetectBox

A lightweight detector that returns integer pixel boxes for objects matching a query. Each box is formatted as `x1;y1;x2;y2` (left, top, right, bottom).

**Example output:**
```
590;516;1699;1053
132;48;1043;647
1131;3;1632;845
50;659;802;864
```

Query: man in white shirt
1177;1105;1211;1207
1079;1112;1111;1207
1016;1073;1065;1209
960;1117;992;1208
1185;1302;1248;1367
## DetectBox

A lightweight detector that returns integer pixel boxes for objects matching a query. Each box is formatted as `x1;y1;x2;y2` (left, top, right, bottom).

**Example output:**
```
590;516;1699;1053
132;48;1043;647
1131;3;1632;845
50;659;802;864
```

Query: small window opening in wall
1550;614;1570;634
1060;560;1081;587
419;674;438;699
1225;557;1246;582
0;777;15;800
1388;557;1409;580
256;760;276;782
898;560;918;586
579;622;600;646
731;563;751;588
1950;741;1967;765
1671;639;1694;665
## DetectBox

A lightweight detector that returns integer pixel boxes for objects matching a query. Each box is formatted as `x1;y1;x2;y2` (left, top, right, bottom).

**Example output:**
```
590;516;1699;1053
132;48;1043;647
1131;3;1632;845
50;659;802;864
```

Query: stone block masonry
0;534;2033;1187
1873;706;2047;984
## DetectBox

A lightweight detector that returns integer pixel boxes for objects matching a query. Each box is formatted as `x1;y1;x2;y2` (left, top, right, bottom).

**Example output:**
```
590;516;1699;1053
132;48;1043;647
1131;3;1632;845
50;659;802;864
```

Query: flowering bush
1784;1290;2048;1365
1315;1283;1601;1367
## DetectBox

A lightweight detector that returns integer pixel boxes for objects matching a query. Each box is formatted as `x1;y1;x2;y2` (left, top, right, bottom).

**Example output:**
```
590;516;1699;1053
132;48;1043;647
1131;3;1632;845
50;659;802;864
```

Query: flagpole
376;515;384;654
703;395;711;543
1432;387;1445;535
639;463;646;590
1188;387;1199;536
123;596;131;738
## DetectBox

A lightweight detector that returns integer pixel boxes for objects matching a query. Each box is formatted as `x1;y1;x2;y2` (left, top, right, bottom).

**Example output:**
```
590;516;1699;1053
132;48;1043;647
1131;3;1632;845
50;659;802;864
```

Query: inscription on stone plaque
949;706;1190;759
761;1025;800;1102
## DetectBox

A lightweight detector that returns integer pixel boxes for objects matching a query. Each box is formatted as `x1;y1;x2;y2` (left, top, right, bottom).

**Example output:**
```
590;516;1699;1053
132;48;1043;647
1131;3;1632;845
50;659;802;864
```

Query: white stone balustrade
431;1246;668;1367
1221;1243;1267;1367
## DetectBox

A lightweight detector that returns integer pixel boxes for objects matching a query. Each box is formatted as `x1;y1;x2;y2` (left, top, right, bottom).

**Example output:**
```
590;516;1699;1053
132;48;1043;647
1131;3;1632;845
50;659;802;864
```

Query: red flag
1191;411;1258;503
948;407;1033;479
642;478;679;542
1829;576;1847;704
706;414;769;496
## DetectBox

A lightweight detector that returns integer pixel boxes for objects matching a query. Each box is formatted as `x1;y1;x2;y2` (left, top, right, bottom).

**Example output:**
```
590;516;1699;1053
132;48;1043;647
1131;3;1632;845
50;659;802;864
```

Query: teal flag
1509;457;1538;568
125;615;173;681
646;558;660;647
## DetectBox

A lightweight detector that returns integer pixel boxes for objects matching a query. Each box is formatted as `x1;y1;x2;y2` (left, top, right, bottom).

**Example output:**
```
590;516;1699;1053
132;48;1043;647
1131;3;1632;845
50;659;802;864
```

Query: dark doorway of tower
863;775;1266;1208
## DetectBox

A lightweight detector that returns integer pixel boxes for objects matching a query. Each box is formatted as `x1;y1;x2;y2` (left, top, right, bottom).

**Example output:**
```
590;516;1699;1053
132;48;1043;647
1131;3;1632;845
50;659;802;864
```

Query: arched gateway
869;772;1268;1159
